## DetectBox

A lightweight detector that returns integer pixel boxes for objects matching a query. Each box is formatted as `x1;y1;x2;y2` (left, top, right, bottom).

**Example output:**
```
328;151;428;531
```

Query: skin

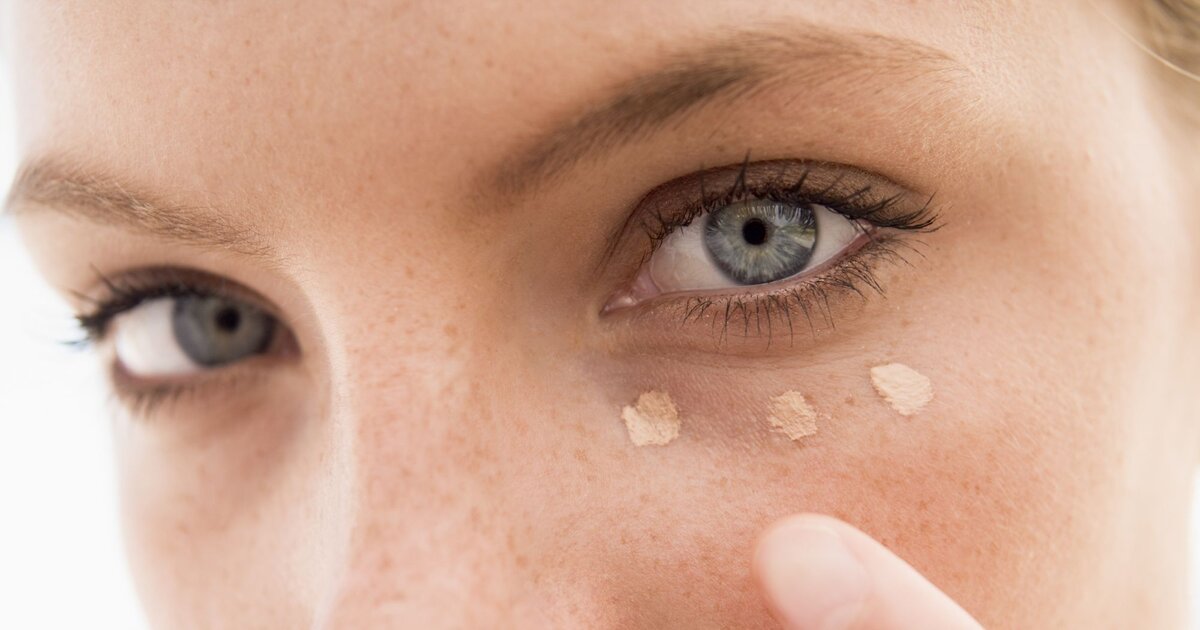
5;0;1200;627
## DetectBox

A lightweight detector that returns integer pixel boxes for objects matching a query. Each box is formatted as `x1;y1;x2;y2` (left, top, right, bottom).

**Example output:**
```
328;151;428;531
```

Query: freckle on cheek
621;391;681;446
766;391;819;440
870;362;933;416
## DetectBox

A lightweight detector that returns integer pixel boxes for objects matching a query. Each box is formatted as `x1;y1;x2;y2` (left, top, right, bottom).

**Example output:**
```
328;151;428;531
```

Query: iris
703;200;818;285
171;296;275;366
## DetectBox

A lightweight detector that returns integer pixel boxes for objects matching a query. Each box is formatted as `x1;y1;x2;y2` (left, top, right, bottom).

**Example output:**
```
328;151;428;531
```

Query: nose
311;322;550;628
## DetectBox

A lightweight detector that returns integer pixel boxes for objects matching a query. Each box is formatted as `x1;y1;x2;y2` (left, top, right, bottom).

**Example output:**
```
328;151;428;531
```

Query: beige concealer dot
766;391;819;441
621;391;681;446
870;362;933;416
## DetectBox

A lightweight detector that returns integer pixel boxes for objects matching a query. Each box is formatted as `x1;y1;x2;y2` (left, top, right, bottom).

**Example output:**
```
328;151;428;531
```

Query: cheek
557;355;1124;630
561;205;1147;627
107;188;1158;628
115;376;340;629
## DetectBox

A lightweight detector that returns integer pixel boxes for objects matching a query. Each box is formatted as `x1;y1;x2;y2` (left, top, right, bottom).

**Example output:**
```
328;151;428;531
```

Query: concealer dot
766;391;819;441
869;362;933;416
621;391;681;446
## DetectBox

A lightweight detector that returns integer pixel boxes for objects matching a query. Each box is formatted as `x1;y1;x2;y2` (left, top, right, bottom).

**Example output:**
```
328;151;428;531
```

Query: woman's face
7;0;1200;627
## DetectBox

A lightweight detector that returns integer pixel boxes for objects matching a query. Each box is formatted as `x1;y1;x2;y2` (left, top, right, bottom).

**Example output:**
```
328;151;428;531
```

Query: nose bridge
315;317;531;627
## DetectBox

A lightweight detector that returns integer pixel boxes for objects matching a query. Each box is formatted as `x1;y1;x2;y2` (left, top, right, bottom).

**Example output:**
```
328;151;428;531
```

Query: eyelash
73;268;241;343
71;159;938;409
630;158;942;342
71;268;276;416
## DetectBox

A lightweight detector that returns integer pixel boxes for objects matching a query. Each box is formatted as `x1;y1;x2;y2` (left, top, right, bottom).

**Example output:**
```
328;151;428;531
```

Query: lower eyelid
107;349;292;420
607;221;877;313
102;322;299;417
600;231;924;352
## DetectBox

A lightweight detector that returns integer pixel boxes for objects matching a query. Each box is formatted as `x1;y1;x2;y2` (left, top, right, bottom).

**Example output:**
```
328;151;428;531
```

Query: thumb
753;514;983;630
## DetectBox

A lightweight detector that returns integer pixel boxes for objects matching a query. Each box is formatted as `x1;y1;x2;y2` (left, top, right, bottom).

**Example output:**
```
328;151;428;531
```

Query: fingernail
757;521;869;630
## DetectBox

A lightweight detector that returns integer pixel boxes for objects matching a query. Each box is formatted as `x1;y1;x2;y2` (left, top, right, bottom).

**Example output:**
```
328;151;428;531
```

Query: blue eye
641;199;863;295
111;295;277;377
172;296;276;366
601;160;942;316
703;199;818;285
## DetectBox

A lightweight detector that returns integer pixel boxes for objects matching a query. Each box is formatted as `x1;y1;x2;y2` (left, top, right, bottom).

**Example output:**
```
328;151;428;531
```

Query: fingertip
753;514;869;630
754;514;983;630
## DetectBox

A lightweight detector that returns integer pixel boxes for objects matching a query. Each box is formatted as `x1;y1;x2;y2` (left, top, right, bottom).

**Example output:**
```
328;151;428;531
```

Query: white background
0;73;1197;630
0;68;144;628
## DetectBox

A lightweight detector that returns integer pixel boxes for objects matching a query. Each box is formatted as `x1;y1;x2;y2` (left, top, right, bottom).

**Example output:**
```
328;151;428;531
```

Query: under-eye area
601;158;941;349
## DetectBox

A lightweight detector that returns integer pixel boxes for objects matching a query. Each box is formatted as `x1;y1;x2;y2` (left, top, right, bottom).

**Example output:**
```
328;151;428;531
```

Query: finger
753;513;983;630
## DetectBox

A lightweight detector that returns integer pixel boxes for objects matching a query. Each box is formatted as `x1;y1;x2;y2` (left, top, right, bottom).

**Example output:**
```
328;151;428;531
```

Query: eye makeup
600;157;941;352
632;158;939;267
618;360;933;446
621;390;682;446
766;391;819;441
870;362;933;416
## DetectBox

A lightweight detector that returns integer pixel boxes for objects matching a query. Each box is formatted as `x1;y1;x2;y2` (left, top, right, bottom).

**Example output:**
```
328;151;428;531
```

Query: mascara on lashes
602;158;943;341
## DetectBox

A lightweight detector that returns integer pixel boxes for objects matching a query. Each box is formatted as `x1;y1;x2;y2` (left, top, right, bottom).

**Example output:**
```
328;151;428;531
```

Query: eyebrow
486;24;970;197
4;158;280;263
5;24;968;253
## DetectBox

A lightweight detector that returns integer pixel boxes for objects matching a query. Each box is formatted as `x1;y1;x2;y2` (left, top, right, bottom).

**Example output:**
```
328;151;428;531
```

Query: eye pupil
172;296;275;366
741;218;768;246
703;200;818;285
215;307;241;333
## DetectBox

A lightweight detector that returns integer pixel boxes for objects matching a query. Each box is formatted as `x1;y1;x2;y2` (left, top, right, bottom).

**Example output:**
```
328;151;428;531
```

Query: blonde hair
1141;0;1200;80
1138;0;1200;121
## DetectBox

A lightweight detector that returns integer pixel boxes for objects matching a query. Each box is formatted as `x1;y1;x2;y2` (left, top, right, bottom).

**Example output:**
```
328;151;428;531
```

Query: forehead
3;2;1030;137
2;0;1110;233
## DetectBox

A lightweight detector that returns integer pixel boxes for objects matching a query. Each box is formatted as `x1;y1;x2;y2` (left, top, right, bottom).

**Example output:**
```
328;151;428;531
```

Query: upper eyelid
75;267;283;341
607;159;936;263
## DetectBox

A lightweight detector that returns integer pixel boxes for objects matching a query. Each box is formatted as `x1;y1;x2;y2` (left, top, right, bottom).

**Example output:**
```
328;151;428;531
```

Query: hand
753;514;983;629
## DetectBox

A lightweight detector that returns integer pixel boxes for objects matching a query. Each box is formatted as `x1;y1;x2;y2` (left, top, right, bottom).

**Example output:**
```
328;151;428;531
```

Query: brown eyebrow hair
485;23;970;197
4;157;280;264
4;23;969;254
